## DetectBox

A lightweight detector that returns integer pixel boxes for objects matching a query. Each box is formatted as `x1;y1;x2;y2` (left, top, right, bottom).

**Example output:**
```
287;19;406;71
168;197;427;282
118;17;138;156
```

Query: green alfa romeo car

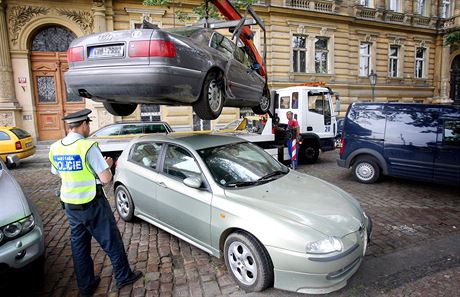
114;134;372;294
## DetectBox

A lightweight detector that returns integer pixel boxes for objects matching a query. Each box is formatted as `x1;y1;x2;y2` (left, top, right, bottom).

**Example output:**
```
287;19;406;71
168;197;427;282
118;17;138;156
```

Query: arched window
31;26;76;52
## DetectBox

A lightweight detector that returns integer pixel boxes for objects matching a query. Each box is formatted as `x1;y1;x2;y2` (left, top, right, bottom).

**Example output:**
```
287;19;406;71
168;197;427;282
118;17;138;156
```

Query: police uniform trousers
64;185;131;294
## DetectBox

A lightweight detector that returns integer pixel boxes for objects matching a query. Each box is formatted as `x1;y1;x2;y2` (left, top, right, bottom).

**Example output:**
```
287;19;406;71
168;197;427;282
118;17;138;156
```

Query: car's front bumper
0;226;45;270
266;226;369;294
65;65;203;104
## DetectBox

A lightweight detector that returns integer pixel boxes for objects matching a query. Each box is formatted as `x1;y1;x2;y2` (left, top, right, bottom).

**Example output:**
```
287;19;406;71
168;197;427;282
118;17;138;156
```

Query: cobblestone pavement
4;147;460;297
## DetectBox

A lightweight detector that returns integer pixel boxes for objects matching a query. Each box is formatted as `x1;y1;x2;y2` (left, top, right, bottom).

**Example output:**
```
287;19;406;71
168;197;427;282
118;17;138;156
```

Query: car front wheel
352;156;380;184
193;72;224;120
103;102;137;117
224;232;273;292
115;185;134;221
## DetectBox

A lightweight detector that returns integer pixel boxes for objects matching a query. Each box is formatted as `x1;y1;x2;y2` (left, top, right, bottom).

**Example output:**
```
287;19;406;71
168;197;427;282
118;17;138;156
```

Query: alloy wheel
116;189;130;218
207;79;222;113
227;241;258;286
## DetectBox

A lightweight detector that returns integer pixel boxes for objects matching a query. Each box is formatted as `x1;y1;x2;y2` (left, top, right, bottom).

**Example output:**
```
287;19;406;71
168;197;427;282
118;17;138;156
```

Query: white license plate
26;142;33;148
89;45;124;58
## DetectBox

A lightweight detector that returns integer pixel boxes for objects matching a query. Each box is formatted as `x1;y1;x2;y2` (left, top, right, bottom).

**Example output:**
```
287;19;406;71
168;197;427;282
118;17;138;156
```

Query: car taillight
68;46;84;62
339;138;344;155
15;141;22;150
128;40;176;58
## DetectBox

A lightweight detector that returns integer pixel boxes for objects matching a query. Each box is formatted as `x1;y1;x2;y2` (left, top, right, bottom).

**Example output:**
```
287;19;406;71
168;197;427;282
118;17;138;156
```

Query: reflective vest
49;139;98;204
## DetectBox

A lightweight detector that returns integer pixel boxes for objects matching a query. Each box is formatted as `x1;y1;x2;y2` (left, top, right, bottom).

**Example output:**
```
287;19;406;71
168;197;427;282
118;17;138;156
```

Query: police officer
49;109;142;297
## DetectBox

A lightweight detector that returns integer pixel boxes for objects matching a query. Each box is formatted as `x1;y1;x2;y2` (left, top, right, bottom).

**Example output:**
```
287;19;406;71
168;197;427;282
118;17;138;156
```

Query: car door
384;106;438;181
156;144;213;250
124;142;163;220
434;113;460;185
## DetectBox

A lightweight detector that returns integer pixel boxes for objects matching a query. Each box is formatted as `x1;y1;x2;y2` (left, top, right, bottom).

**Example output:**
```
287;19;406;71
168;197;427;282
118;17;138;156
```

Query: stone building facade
0;0;458;140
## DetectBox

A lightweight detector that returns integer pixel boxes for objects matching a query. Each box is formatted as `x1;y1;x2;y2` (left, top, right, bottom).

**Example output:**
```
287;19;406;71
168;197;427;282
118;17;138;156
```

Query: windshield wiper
226;181;260;188
257;170;288;181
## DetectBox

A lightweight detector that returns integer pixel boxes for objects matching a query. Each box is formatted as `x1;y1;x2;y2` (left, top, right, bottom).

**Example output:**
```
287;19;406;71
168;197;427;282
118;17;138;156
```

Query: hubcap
228;241;257;286
207;79;222;113
259;96;269;111
356;162;375;181
116;190;130;217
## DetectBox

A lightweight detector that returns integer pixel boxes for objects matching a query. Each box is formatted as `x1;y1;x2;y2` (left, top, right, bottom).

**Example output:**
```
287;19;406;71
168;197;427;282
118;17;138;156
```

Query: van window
292;92;299;109
280;96;290;109
443;120;460;146
347;105;385;137
385;110;438;146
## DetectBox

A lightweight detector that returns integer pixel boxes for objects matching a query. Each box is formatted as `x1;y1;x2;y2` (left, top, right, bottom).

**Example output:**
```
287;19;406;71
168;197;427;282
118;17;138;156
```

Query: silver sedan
114;134;372;294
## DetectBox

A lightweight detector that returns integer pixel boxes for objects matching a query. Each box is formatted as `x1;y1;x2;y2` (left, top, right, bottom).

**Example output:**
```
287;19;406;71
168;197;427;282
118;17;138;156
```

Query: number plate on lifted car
88;45;124;58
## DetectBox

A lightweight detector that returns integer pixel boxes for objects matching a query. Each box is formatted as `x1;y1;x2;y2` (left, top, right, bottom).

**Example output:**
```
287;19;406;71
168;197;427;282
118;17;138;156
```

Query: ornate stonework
8;6;49;45
56;9;94;34
0;111;14;126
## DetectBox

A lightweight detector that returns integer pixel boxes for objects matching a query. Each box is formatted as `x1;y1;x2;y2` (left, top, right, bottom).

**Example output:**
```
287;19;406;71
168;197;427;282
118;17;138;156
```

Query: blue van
337;103;460;185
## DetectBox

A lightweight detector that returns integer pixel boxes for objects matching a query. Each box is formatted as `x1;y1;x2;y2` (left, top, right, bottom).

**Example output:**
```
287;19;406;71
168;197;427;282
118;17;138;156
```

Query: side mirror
335;95;341;113
183;177;202;189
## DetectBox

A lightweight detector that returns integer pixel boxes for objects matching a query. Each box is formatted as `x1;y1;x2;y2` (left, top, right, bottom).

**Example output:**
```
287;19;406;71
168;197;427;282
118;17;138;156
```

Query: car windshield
198;142;288;188
10;128;30;139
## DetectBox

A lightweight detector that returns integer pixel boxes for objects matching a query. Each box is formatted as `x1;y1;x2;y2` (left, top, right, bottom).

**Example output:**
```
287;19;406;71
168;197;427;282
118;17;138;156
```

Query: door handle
159;182;168;188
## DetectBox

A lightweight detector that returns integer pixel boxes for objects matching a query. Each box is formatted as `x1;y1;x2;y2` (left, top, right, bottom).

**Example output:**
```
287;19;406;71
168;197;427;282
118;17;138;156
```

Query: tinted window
292;92;299;109
347;105;385;137
0;131;10;141
92;125;121;136
280;96;290;109
385;109;438;146
163;27;201;37
144;124;166;134
129;142;162;169
210;33;234;60
443;120;460;146
120;124;143;135
10;128;30;139
163;145;201;181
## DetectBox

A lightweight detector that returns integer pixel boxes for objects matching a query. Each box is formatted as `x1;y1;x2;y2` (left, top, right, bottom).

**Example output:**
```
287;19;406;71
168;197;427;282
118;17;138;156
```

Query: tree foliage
445;30;460;46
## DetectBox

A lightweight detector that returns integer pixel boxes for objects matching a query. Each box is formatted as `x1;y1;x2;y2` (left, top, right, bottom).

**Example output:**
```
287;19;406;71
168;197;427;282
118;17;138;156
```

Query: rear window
346;105;385;138
10;128;30;139
163;27;201;38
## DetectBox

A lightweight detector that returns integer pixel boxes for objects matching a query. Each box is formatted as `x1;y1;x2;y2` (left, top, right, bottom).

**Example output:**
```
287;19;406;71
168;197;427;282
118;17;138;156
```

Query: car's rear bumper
65;65;204;104
337;158;347;168
0;226;45;270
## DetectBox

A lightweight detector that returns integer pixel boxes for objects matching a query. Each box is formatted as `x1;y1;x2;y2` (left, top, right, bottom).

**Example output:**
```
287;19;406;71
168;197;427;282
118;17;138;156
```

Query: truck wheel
300;142;319;164
352;156;380;184
103;102;137;117
224;232;273;292
193;72;224;120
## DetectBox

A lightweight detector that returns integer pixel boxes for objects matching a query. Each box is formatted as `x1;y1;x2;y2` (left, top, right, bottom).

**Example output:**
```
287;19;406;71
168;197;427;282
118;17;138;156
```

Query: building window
359;42;371;76
415;47;426;79
388;45;399;78
441;0;451;18
292;35;307;73
389;0;400;12
415;0;426;15
315;37;328;74
359;0;373;7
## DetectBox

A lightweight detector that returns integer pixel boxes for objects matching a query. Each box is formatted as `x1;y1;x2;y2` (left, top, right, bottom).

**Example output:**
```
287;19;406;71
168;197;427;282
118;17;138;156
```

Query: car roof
351;102;460;110
135;133;244;151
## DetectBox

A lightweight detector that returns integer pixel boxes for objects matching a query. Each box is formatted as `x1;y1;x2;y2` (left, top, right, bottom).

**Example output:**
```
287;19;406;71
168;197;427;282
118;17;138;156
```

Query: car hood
223;170;364;237
0;169;29;226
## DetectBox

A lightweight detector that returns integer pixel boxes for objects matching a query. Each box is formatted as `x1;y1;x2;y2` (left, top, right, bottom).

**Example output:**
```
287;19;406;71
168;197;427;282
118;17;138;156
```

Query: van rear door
383;106;438;181
434;110;460;185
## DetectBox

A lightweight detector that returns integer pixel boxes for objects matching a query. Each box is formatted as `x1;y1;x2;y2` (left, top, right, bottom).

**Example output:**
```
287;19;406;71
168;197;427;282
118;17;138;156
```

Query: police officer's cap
62;108;92;124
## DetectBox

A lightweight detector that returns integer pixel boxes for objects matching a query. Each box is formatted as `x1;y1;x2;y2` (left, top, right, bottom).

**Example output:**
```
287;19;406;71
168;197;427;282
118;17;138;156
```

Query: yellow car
0;127;36;168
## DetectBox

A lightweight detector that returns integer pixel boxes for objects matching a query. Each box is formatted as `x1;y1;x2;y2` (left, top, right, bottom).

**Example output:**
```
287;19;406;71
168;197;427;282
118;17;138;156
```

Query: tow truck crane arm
210;0;267;78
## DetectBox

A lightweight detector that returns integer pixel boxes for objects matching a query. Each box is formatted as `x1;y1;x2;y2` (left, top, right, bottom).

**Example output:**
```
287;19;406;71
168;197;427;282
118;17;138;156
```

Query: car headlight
305;237;343;254
1;215;35;240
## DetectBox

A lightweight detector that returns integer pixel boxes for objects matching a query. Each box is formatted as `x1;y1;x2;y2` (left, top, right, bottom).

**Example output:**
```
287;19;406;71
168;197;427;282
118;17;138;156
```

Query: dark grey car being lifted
65;26;269;120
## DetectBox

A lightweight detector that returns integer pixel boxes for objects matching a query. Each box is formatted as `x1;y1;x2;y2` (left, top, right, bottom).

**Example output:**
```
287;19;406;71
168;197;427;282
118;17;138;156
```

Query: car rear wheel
352;156;380;184
103;102;137;117
224;232;273;292
193;72;224;120
115;185;134;221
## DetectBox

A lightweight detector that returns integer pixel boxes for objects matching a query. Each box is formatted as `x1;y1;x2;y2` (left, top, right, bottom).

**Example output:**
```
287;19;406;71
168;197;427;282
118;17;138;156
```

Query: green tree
143;0;257;24
445;30;460;46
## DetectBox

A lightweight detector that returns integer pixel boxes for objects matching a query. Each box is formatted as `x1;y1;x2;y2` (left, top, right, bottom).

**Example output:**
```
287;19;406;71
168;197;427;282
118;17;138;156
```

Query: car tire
299;141;319;164
5;159;16;169
352;156;380;184
103;102;137;117
193;72;224;120
252;87;270;115
115;185;135;221
224;232;273;292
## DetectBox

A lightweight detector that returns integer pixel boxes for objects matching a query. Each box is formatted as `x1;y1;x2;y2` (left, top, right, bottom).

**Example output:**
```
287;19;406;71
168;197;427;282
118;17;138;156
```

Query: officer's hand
105;156;113;168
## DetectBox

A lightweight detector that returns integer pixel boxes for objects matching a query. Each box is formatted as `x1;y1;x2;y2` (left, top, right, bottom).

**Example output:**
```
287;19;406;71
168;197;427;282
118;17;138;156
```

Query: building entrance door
451;55;460;105
30;26;83;140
